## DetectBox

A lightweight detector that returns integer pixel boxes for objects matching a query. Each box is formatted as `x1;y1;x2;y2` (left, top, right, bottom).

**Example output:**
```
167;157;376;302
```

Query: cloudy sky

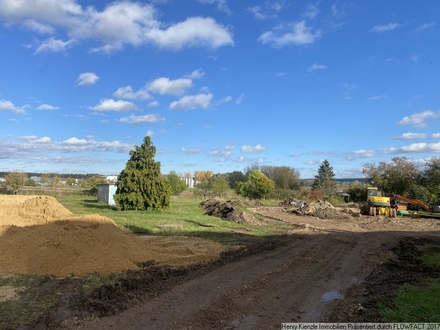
0;0;439;178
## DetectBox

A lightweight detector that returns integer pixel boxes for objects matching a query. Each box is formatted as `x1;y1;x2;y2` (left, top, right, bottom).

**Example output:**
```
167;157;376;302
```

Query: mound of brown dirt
200;200;258;224
0;196;225;277
289;200;351;220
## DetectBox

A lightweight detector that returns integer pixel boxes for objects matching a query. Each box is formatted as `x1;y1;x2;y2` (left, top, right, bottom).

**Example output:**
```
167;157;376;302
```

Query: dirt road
71;207;440;330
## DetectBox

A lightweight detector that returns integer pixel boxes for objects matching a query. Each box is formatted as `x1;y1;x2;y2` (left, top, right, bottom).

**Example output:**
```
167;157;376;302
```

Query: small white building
97;184;117;206
106;175;118;183
181;176;197;188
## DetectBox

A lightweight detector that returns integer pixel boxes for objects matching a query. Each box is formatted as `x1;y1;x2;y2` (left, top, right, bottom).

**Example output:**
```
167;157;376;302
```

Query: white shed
97;184;117;206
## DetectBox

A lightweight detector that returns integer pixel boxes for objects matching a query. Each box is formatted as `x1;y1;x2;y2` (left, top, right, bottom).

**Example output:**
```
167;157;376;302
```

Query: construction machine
390;195;433;213
360;187;394;217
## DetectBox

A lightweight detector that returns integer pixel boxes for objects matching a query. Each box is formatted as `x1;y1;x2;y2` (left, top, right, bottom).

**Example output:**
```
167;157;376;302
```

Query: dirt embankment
0;196;224;277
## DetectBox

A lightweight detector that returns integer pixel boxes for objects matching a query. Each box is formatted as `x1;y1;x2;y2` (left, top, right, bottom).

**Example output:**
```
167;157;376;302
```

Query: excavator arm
390;195;432;212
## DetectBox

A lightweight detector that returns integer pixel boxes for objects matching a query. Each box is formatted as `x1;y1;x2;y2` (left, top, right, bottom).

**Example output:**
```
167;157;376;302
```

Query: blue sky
0;0;439;179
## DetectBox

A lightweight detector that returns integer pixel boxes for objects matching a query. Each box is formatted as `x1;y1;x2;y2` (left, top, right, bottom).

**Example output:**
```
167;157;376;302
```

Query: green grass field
55;195;290;246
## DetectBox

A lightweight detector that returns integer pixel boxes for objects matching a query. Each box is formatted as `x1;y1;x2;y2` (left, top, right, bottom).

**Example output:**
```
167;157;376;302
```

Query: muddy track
68;207;440;330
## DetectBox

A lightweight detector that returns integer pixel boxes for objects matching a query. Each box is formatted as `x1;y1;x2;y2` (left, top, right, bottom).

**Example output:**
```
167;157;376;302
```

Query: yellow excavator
361;187;396;217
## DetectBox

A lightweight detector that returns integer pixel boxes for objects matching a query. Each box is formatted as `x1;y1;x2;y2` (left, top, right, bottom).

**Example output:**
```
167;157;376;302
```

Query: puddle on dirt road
321;290;344;301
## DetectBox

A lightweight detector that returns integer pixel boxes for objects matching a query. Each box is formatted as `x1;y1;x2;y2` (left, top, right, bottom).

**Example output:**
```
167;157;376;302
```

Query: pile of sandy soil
0;196;224;277
0;195;73;226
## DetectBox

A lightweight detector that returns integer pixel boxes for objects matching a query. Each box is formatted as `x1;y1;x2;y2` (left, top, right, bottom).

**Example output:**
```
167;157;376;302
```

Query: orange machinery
390;195;432;213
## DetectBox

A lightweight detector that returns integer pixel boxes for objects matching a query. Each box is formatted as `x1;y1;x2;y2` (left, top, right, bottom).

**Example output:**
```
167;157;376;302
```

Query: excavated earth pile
287;200;353;220
200;199;259;224
0;196;224;277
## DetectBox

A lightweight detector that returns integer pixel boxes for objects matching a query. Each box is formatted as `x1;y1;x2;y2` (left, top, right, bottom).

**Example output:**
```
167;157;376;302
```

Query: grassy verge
378;241;440;322
379;279;440;322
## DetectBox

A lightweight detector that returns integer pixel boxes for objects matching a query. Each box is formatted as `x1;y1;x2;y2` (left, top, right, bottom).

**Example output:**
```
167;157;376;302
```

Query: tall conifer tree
312;159;336;199
114;136;171;210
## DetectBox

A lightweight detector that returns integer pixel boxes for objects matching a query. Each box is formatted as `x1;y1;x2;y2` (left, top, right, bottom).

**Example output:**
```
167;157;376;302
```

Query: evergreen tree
312;159;336;199
114;136;171;210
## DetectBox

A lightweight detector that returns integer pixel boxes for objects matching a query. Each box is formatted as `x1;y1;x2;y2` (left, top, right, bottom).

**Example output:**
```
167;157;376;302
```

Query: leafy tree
312;160;336;199
236;170;275;199
66;177;77;186
114;136;171;210
421;157;440;204
51;174;61;187
5;171;27;190
211;175;230;197
25;178;37;187
226;170;246;189
261;165;301;190
40;173;49;185
194;170;213;198
167;171;187;195
362;157;419;196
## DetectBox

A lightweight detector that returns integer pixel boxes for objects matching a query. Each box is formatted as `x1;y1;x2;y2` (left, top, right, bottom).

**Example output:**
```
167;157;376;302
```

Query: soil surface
53;205;440;330
0;196;224;277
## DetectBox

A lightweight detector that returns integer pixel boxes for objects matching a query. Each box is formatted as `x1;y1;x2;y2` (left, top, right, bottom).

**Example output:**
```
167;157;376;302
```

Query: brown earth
52;204;439;330
0;196;225;277
1;197;440;329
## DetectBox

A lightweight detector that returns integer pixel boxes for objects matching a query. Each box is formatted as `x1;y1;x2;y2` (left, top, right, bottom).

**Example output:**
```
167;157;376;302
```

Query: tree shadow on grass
81;199;117;211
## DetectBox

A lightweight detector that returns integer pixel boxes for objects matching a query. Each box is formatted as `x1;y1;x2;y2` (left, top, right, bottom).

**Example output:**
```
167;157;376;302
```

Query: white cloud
22;19;55;34
0;136;132;161
36;104;59;110
19;135;51;143
148;77;193;95
331;3;346;19
185;69;205;79
236;93;245;105
148;101;160;107
414;22;435;32
383;142;440;154
241;144;267;153
303;4;319;19
0;1;233;53
370;23;400;32
169;93;213;111
90;99;138;112
410;55;419;63
248;6;267;20
258;21;321;47
397;109;440;128
307;63;326;72
119;114;165;124
146;17;233;50
198;0;232;15
77;72;99;86
432;133;440;139
247;2;284;20
217;96;232;105
0;99;28;114
367;95;387;101
113;86;150;100
180;147;203;154
352;149;376;158
34;37;76;54
395;133;427;140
